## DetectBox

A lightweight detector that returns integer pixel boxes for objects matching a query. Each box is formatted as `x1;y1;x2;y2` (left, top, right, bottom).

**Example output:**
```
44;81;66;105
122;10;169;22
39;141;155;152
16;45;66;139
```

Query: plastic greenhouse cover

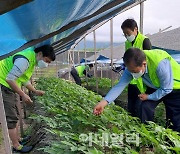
0;0;136;60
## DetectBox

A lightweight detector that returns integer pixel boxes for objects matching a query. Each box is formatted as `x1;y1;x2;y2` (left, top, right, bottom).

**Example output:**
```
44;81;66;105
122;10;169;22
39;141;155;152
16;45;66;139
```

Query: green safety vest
144;49;180;89
76;65;86;77
125;32;148;93
76;65;89;77
0;49;36;89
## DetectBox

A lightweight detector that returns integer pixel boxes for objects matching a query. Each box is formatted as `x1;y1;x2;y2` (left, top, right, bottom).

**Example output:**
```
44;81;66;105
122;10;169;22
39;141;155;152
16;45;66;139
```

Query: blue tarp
114;47;180;65
152;46;180;55
97;55;109;61
0;0;137;60
171;54;180;64
80;55;110;64
96;55;111;64
80;58;91;64
152;46;180;63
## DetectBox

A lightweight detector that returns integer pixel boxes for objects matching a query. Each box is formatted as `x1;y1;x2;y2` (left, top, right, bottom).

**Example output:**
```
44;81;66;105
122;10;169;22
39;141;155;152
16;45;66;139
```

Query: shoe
13;145;33;153
19;136;31;145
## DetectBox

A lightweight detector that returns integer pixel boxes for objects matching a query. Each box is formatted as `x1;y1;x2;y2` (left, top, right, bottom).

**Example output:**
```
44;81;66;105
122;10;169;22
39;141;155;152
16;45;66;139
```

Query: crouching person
94;48;180;132
0;45;55;152
71;64;93;86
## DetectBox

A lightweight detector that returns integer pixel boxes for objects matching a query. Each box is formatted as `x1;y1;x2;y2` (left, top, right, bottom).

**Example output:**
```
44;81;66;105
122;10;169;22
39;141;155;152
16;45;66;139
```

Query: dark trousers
140;87;180;132
70;68;81;85
127;84;141;117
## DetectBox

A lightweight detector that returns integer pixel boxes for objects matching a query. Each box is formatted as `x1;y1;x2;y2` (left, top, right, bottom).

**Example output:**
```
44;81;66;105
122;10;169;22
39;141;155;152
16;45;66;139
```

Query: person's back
76;65;86;77
71;64;93;86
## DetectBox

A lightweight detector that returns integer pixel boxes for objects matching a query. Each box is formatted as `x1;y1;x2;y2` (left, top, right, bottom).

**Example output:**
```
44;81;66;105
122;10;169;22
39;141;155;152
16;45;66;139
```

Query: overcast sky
85;0;180;43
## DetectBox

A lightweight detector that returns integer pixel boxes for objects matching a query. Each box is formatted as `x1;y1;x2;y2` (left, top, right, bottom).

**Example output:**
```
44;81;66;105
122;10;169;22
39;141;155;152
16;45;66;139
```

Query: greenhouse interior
0;0;180;154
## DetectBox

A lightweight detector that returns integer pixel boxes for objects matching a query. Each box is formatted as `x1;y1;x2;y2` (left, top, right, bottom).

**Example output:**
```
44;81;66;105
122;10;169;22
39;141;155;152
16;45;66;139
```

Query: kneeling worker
94;48;180;132
71;64;93;86
0;45;56;152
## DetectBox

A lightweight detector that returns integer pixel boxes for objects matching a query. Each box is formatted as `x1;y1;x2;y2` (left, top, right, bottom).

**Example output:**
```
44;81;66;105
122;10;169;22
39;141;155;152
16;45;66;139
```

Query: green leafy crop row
31;77;180;154
82;77;119;89
82;77;166;127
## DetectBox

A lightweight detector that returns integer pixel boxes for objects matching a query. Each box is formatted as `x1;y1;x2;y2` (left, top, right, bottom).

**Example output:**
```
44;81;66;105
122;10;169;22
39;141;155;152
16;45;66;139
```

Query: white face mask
131;70;144;79
126;35;135;42
38;60;48;68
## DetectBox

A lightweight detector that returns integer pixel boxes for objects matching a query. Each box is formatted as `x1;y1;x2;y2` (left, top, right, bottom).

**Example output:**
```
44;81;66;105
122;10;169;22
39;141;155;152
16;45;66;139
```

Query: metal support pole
72;49;75;64
100;64;102;78
106;64;108;78
22;87;27;119
16;94;24;137
84;37;88;86
68;51;71;80
84;37;87;67
69;50;74;66
93;30;98;92
55;60;58;77
93;56;96;76
140;1;144;33
77;44;80;64
110;19;114;87
0;86;12;154
69;50;75;81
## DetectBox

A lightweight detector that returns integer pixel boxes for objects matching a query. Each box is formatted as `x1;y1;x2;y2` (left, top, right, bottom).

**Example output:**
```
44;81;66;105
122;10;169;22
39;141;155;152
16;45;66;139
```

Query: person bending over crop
94;48;180;132
0;45;55;153
71;64;93;86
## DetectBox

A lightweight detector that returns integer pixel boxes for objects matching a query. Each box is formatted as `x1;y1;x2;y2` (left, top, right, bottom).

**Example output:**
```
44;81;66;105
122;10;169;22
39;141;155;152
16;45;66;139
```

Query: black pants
139;87;180;132
127;84;141;117
70;68;81;85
